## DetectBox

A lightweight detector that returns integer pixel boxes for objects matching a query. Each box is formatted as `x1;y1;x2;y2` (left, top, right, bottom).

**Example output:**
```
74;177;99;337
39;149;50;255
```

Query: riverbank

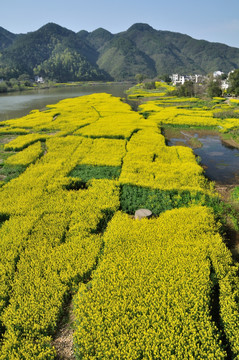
0;80;134;94
163;126;239;150
0;82;132;122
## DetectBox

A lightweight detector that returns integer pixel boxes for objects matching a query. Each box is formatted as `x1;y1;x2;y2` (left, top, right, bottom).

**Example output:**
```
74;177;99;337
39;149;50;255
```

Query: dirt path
52;301;76;360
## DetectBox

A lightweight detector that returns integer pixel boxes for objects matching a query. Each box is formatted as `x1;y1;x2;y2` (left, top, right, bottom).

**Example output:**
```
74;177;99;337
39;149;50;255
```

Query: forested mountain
0;22;239;81
0;27;17;51
0;23;109;81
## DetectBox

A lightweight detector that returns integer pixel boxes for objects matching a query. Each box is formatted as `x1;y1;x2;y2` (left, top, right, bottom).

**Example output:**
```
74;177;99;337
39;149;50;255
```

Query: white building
171;74;186;85
170;73;204;85
221;80;229;90
171;74;179;83
35;76;44;84
213;71;224;78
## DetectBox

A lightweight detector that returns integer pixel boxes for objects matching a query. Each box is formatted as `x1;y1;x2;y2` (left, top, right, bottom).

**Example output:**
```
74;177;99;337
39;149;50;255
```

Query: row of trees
173;78;222;98
0;75;35;93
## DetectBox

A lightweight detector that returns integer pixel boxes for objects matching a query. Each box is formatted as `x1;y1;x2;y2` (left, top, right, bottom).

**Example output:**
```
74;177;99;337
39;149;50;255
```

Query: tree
160;74;171;84
18;73;31;82
221;73;227;80
207;79;222;98
0;81;8;93
143;81;156;89
228;69;239;96
176;81;195;97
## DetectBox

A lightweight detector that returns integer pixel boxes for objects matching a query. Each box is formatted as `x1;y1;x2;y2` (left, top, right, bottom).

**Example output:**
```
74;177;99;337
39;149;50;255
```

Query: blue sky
2;0;239;48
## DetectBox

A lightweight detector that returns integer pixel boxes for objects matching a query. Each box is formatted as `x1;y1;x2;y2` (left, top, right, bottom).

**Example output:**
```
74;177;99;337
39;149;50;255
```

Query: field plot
139;96;239;131
74;207;238;359
0;93;238;359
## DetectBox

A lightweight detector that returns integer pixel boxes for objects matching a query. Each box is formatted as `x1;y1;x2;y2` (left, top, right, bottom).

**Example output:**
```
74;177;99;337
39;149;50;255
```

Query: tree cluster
228;69;239;96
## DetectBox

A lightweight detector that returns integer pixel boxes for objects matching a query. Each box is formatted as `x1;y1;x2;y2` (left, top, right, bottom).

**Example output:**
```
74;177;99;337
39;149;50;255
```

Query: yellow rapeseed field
0;92;238;359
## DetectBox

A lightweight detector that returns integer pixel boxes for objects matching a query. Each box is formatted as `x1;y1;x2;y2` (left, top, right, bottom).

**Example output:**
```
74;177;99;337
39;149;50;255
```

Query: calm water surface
168;133;239;185
0;83;130;121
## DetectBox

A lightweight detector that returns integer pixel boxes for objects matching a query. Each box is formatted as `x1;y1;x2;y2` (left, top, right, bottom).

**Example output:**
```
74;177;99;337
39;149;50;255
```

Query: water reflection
168;132;239;185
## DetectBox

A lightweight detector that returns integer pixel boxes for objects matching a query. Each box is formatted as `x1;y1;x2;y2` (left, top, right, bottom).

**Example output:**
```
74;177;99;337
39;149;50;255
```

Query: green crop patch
120;184;208;215
119;184;226;216
120;184;239;234
69;165;121;182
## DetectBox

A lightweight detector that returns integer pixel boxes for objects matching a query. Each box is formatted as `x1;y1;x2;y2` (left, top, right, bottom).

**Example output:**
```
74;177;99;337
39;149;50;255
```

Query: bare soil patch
53;301;76;360
0;135;18;144
215;184;236;202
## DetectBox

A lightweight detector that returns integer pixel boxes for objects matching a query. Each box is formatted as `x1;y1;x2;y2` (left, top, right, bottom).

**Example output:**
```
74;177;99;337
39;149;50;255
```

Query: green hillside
0;27;17;51
96;36;157;80
0;22;239;81
0;23;108;81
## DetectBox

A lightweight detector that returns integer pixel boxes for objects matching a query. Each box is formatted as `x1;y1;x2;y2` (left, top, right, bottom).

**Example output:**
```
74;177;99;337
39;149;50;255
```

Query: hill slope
0;22;239;81
0;27;17;51
0;23;109;81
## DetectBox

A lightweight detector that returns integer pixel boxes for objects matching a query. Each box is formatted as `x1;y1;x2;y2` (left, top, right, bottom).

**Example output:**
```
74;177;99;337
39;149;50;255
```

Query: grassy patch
0;164;27;183
162;123;218;130
213;110;239;119
69;165;121;182
231;186;239;202
221;129;239;145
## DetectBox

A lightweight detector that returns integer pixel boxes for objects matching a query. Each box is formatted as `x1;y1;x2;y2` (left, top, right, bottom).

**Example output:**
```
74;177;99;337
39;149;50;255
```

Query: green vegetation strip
120;184;207;215
69;165;121;182
120;184;238;230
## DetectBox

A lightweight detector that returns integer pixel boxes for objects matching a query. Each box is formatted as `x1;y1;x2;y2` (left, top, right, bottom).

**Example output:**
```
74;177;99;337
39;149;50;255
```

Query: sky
1;0;239;48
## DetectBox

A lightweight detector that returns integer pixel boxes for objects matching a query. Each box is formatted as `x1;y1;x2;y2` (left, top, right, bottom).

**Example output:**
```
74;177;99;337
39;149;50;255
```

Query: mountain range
0;23;239;81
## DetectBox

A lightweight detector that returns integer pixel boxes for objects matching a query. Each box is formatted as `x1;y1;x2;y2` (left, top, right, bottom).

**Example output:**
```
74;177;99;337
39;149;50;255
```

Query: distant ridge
0;22;238;81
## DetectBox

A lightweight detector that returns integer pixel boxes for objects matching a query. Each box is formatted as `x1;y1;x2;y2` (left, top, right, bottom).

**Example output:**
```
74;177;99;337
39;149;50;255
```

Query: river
0;83;130;122
165;129;239;185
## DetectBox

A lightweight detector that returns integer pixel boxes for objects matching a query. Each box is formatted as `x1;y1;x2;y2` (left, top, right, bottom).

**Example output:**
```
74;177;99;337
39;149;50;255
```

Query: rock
134;209;152;220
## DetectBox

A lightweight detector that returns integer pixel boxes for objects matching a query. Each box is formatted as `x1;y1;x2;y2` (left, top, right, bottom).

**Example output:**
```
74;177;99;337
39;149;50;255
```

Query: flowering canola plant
5;141;43;166
74;207;239;359
0;93;238;358
139;97;239;131
119;128;208;192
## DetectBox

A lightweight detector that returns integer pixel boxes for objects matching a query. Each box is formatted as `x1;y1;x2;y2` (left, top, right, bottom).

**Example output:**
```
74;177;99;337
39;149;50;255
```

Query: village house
35;76;44;84
213;70;224;78
170;73;204;85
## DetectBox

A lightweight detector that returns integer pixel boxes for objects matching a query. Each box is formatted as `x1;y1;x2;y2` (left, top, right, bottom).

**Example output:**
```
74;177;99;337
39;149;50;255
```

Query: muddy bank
221;138;239;149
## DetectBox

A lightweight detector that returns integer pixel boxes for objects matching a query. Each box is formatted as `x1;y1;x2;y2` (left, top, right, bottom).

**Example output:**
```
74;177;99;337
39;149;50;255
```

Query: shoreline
0;80;134;96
